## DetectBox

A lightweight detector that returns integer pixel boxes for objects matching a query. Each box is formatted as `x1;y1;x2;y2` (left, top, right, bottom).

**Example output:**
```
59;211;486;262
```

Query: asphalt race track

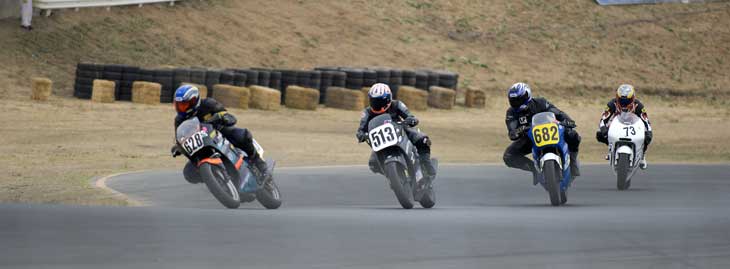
2;164;730;268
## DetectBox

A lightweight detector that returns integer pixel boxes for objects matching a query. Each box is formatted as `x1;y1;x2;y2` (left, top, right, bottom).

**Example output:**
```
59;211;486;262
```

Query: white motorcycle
607;112;645;190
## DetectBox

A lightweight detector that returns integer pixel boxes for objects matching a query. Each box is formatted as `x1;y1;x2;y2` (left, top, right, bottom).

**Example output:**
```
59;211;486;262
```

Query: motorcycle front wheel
616;153;632;190
384;162;414;209
256;179;282;209
200;162;241;209
543;160;563;206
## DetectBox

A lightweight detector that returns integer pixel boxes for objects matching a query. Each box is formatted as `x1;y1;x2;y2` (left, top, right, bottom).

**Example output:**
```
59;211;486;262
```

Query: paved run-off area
1;164;729;268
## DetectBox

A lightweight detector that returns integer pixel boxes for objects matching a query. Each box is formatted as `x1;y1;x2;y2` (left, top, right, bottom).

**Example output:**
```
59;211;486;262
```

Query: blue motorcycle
526;112;573;206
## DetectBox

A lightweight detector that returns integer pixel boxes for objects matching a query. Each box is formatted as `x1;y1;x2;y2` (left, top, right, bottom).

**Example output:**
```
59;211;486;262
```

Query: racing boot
249;153;272;184
419;153;437;178
530;166;541;186
639;156;648;170
570;152;581;177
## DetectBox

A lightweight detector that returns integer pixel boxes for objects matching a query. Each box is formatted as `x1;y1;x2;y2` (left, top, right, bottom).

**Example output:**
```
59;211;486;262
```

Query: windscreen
531;112;557;126
617;112;641;125
175;118;201;142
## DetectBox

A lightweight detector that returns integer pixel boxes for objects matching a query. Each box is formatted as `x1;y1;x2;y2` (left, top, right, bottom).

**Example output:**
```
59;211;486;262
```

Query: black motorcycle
363;114;437;209
175;117;282;209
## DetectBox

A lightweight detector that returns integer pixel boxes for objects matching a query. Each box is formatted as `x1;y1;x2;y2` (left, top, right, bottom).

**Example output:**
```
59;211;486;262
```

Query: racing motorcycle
175;117;282;209
607;112;646;190
363;114;437;209
527;112;573;206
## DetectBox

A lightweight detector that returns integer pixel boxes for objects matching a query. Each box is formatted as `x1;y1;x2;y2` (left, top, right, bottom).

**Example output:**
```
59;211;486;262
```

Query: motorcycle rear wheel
256;179;282;209
200;163;241;209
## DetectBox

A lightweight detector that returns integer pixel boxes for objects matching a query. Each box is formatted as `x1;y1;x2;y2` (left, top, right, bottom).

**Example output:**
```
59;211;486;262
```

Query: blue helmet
368;83;392;114
174;85;201;118
507;82;532;112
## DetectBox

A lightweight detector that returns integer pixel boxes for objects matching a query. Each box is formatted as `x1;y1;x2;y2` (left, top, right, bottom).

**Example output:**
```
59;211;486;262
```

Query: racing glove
356;131;368;143
596;126;608;142
206;112;237;127
509;125;529;141
171;144;181;157
404;116;419;127
561;119;576;128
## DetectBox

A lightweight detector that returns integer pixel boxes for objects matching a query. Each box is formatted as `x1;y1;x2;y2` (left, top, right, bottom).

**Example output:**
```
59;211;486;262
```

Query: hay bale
132;81;162;105
465;88;486;108
30;77;52;101
396;86;428;111
428;86;456;109
180;82;208;98
91;79;116;103
325;87;364;111
360;87;371;108
285;86;319;110
249;85;281;111
212;84;250;109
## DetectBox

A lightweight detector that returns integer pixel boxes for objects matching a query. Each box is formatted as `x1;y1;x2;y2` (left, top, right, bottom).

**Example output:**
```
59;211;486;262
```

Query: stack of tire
205;69;222;97
434;70;459;90
402;70;416;87
278;69;298;103
388;69;403;98
343;68;364;90
414;71;429;90
118;65;140;101
74;62;103;99
314;67;347;104
190;68;207;86
153;69;174;103
97;64;123;100
173;68;192;91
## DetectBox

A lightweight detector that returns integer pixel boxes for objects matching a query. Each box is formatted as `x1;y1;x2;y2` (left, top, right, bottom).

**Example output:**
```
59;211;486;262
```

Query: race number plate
531;123;560;147
369;123;398;152
182;131;206;155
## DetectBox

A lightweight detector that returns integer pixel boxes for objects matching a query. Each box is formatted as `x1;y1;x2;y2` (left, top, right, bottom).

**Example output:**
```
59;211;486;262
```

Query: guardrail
34;0;182;15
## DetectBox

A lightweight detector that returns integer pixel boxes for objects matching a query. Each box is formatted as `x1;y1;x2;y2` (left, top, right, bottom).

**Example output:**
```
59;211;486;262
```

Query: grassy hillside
1;0;729;98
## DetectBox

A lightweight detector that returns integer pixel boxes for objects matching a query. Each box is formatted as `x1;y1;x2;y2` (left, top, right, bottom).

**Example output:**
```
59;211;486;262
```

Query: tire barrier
73;63;459;110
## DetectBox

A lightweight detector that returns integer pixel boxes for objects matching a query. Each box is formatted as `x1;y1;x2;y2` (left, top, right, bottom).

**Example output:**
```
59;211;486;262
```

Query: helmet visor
175;96;197;114
618;97;634;108
370;97;390;112
509;93;530;109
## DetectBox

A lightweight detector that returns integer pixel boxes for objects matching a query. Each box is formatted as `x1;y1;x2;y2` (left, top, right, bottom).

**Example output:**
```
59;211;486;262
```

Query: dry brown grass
1;1;728;100
0;93;726;205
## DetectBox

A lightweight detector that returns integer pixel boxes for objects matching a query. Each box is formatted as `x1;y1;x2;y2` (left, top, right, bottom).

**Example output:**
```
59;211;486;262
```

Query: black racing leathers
357;100;431;155
175;98;259;160
503;97;581;174
595;99;653;151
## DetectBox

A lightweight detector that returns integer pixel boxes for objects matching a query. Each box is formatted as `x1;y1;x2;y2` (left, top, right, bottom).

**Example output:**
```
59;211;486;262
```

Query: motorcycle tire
256;180;282;209
617;153;631;190
543;160;562;206
384;162;414;209
200;163;241;209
